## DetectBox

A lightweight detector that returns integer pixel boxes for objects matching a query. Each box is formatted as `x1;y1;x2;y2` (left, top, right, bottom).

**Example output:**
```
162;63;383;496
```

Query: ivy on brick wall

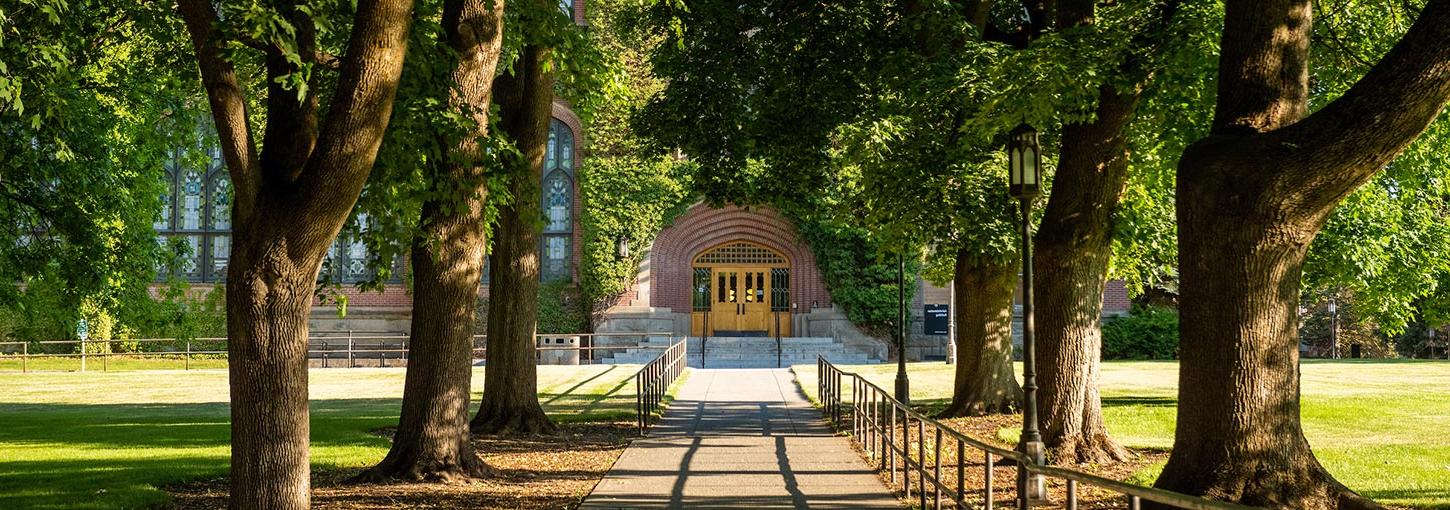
579;156;694;314
792;214;920;338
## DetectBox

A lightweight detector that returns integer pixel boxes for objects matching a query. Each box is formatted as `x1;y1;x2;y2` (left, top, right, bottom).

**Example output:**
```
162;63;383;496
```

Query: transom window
693;241;787;266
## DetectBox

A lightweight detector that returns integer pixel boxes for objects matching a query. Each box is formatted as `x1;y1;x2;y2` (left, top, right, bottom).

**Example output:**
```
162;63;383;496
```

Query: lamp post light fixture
894;252;910;403
1007;123;1048;506
615;236;630;260
1328;297;1339;359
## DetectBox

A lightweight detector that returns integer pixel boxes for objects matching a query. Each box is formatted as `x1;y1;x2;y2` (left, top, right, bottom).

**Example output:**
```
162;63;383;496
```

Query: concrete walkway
580;368;902;509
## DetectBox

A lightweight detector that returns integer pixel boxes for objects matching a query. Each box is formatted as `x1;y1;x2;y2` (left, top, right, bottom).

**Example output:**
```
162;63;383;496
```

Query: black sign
924;304;949;335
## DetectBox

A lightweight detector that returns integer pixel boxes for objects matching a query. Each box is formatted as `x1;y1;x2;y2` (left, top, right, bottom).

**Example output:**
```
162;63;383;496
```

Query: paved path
580;368;901;509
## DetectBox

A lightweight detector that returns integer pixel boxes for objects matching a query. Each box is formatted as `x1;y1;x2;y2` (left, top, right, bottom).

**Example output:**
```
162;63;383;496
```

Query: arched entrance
691;241;791;337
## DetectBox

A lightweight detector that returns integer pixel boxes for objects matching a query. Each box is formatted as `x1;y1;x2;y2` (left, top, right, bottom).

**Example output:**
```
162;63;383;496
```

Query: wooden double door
705;266;787;336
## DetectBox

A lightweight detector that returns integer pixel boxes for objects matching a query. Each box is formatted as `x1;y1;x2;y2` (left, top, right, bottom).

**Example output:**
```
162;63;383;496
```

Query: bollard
347;331;355;368
22;343;28;373
185;341;191;370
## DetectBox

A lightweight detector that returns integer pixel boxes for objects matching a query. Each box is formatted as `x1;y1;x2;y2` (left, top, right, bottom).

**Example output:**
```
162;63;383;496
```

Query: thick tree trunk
938;249;1021;418
1153;151;1377;509
179;0;416;506
471;40;557;436
224;231;319;510
356;1;505;481
355;212;492;482
1153;1;1450;507
1032;84;1138;464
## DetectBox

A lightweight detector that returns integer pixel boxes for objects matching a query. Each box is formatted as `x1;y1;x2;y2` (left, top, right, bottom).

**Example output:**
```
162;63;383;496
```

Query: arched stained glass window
540;118;577;282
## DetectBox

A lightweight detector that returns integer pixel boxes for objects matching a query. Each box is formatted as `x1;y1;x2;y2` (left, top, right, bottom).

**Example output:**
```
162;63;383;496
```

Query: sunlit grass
793;360;1450;509
0;365;648;510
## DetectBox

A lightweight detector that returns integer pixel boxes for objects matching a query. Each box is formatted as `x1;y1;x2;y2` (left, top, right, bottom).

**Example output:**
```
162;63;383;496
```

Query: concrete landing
579;369;901;509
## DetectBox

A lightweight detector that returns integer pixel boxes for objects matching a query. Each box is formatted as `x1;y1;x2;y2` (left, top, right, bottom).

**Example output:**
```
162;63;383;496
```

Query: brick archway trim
650;203;831;313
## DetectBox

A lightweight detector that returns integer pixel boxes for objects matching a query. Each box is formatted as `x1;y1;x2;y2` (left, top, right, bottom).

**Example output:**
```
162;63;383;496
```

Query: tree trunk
1153;1;1450;507
1153;151;1378;509
1032;83;1139;464
354;0;504;482
470;40;557;436
938;249;1021;417
224;229;319;510
178;0;416;505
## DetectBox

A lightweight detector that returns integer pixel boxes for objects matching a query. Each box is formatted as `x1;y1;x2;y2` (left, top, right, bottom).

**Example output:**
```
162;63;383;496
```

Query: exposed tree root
347;448;493;484
470;401;556;436
935;388;1020;418
1152;456;1384;510
1046;432;1133;465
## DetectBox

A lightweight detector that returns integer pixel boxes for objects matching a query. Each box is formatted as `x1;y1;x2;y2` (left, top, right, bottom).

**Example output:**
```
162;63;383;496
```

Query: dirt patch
166;423;633;509
852;413;1169;508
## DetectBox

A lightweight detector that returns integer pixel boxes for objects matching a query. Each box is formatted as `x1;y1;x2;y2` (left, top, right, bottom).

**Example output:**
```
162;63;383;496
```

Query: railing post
347;330;355;368
985;452;994;510
322;339;330;368
903;412;911;501
21;342;27;373
917;417;926;509
934;426;942;510
956;438;965;504
888;403;897;483
185;341;191;370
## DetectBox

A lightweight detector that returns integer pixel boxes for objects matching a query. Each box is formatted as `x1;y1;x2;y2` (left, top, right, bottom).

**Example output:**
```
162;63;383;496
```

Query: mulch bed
852;413;1170;509
166;423;634;510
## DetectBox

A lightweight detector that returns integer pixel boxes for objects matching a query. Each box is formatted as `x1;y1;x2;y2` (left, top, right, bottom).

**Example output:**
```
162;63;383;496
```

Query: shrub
1102;305;1179;360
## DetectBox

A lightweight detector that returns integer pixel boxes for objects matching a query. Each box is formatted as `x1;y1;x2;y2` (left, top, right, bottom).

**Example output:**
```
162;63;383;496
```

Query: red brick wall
310;284;413;309
1102;279;1131;313
649;203;830;314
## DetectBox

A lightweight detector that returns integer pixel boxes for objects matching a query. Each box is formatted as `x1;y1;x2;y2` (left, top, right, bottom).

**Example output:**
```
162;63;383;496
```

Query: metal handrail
635;337;688;434
0;332;680;372
817;356;1261;510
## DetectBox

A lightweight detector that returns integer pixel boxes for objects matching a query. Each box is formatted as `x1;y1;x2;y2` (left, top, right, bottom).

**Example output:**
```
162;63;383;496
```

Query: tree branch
176;0;260;227
292;0;417;247
259;4;320;186
1268;0;1450;203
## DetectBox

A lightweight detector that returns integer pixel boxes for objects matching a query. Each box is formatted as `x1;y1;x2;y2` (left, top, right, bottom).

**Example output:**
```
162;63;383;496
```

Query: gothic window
155;140;230;282
539;118;577;283
155;131;403;285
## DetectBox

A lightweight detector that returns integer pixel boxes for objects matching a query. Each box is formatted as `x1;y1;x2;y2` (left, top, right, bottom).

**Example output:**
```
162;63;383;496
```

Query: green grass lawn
0;365;645;510
793;360;1450;509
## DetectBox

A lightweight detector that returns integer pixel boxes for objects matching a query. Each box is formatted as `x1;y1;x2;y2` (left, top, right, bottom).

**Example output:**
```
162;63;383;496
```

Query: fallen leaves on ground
167;423;633;509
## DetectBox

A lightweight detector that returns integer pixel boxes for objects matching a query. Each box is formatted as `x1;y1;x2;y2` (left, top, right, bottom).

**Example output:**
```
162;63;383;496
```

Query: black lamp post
1008;123;1047;505
1328;296;1339;359
894;252;910;403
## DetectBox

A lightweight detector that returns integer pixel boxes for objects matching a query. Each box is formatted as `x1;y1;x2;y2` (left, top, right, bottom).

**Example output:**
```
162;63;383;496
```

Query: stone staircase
598;336;882;368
